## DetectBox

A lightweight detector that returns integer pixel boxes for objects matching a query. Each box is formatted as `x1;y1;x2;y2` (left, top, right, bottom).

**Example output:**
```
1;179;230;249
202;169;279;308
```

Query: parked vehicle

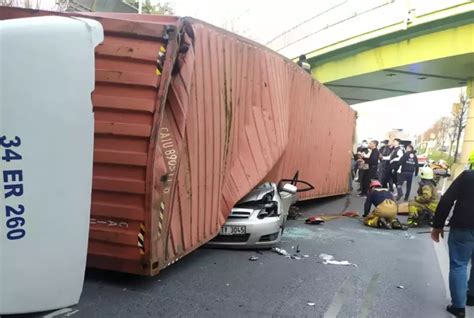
416;141;429;167
417;153;429;167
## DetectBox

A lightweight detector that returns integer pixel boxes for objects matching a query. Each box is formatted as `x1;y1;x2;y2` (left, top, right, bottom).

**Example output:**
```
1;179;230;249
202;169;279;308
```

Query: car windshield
235;183;275;208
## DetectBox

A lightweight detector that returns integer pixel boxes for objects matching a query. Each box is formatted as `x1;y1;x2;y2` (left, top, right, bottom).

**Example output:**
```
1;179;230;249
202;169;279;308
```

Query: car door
277;172;315;221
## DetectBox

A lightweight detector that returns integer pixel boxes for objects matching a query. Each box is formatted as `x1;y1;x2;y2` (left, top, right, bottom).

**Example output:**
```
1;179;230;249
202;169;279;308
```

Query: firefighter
407;167;439;227
396;144;419;201
469;150;474;170
363;180;406;229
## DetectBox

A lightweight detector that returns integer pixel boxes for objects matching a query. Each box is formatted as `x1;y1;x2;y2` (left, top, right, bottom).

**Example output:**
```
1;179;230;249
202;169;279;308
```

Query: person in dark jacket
432;169;474;317
363;180;405;229
354;141;368;181
360;140;380;196
356;141;369;191
297;54;311;74
396;144;419;201
381;138;403;192
377;140;390;180
357;140;368;153
379;141;394;190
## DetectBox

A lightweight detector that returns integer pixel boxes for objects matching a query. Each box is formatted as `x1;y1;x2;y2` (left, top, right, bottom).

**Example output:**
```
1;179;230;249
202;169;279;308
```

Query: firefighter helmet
369;180;382;189
420;167;434;180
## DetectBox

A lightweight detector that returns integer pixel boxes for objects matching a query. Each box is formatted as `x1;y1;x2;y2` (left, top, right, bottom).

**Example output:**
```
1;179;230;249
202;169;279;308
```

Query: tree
451;90;470;163
420;117;451;151
448;123;457;158
125;0;174;15
0;0;67;11
0;0;40;8
220;8;253;40
441;117;452;149
434;116;452;151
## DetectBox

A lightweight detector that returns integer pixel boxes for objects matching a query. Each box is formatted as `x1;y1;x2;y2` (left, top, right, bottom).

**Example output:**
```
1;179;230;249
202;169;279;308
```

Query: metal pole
138;0;142;14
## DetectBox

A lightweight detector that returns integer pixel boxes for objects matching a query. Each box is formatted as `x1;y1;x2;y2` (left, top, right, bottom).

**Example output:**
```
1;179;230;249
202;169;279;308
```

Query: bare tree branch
452;90;470;162
0;0;66;10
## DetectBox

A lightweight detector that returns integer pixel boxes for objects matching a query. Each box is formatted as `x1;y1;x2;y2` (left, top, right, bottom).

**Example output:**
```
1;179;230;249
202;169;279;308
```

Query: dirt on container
0;8;356;276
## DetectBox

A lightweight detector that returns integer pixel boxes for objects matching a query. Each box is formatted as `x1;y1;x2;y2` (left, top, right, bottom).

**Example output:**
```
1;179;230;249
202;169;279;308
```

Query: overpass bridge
267;0;474;163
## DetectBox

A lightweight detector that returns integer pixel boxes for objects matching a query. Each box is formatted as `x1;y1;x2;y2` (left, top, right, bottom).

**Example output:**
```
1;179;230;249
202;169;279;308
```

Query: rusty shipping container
0;8;356;275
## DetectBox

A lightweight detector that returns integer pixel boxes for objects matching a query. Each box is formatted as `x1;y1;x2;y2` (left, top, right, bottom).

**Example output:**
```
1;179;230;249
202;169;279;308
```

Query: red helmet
369;180;382;189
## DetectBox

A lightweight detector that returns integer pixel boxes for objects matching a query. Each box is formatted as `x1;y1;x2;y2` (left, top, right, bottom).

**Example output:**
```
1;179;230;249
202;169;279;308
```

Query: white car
209;176;314;248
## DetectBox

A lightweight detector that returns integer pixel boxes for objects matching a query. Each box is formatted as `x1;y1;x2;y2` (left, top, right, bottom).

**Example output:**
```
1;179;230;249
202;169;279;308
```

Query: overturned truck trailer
0;8;356;276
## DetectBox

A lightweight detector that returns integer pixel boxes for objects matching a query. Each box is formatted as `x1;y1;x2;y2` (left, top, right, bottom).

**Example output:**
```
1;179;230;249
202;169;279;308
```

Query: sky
352;88;461;142
25;0;464;142
172;0;340;43
169;0;464;142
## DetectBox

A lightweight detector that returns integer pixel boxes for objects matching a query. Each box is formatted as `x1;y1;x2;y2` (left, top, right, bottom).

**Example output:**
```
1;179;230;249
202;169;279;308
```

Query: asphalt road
8;190;469;318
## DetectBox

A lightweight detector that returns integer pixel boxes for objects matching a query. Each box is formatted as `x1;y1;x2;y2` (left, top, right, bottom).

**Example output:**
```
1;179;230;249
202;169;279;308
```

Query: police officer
396;144;419;201
381;139;403;192
388;138;404;191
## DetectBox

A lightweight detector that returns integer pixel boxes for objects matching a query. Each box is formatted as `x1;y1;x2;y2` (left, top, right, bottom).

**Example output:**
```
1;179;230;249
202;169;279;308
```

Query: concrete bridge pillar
460;79;474;164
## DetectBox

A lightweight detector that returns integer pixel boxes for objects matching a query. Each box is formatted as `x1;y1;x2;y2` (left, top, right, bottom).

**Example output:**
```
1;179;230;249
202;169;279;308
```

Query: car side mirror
281;183;297;194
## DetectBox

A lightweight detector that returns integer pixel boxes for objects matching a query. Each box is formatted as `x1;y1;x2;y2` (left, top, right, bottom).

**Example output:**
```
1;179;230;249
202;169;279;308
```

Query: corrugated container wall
0;8;356;276
265;69;355;200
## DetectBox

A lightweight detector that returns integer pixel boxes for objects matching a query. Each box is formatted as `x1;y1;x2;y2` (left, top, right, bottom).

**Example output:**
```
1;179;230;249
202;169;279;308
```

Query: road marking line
433;237;451;300
358;273;380;318
323;275;354;318
65;310;79;317
43;308;73;317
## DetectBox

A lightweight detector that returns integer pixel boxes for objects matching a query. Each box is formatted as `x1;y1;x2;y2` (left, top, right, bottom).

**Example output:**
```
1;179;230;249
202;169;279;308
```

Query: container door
0;16;103;314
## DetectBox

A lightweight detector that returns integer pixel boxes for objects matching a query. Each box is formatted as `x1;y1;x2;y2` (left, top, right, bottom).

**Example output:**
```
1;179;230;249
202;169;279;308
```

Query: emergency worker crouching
407;167;439;227
363;180;406;230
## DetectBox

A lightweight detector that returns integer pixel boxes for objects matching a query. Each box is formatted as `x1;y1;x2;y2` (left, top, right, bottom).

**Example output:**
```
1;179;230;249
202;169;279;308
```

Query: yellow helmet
420;167;434;180
469;150;474;165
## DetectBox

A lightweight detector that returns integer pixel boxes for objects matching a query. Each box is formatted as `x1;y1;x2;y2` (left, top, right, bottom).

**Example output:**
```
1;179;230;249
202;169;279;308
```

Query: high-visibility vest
469;150;474;170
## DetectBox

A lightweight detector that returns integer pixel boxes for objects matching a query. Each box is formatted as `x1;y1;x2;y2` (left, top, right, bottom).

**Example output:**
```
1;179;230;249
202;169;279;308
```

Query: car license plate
220;225;246;235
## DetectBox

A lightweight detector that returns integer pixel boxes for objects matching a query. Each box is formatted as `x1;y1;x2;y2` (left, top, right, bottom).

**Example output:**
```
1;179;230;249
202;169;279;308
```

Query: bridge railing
266;0;472;59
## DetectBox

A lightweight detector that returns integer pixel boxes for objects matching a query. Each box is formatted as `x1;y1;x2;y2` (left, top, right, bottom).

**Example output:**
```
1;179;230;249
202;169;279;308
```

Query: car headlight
257;201;279;219
263;190;274;202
